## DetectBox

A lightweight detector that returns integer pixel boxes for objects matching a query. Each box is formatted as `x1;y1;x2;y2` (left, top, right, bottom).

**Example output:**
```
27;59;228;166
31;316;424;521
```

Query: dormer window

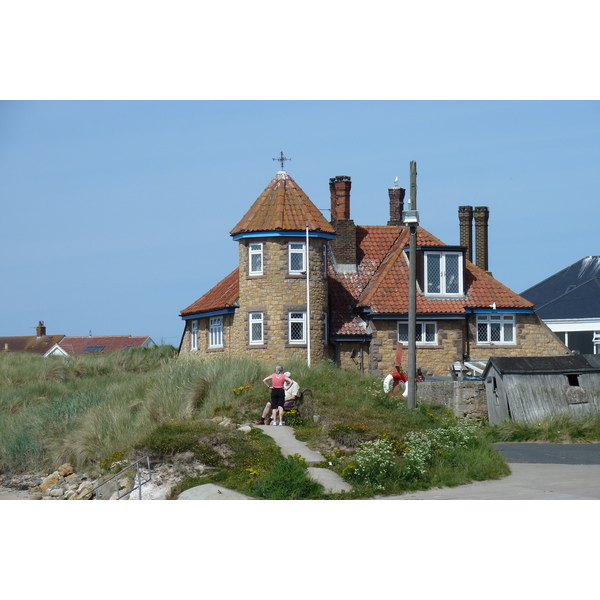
424;250;463;296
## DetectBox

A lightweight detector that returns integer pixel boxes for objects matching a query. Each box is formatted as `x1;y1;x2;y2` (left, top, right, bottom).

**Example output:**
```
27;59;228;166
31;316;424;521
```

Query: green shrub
250;454;324;499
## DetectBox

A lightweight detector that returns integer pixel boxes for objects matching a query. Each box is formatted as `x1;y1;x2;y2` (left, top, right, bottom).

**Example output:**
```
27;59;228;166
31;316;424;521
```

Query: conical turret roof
230;171;335;236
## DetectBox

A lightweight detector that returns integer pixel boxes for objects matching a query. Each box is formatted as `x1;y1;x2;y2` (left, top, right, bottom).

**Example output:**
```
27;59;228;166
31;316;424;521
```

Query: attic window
424;251;463;296
83;346;105;353
565;373;580;386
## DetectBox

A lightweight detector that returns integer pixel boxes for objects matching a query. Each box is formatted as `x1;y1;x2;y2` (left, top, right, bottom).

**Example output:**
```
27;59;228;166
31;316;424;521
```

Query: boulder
40;472;60;492
58;464;74;477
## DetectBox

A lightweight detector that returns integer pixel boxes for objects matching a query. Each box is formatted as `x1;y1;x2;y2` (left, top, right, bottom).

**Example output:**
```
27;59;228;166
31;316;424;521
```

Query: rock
40;472;60;492
218;417;232;427
237;425;252;433
47;488;64;498
58;463;74;477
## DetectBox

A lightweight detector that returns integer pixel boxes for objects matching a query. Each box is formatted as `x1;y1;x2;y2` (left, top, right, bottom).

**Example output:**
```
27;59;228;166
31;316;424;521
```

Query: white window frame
476;314;516;345
397;321;438;345
289;311;306;344
249;242;263;276
288;241;306;274
209;316;223;348
424;251;463;297
249;312;264;345
191;320;198;351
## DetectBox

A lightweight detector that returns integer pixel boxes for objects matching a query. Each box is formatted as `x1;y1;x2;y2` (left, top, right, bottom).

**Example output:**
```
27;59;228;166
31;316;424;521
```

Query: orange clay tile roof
58;336;153;354
180;268;239;316
0;334;65;354
354;225;532;316
230;171;335;236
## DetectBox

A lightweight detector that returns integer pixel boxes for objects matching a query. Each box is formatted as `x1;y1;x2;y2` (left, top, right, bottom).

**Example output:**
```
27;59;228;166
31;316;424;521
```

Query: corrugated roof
180;268;239;316
230;171;335;236
485;355;600;375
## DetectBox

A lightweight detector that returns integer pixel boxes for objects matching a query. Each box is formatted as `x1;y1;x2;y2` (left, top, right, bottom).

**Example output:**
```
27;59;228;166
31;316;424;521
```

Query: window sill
207;347;225;353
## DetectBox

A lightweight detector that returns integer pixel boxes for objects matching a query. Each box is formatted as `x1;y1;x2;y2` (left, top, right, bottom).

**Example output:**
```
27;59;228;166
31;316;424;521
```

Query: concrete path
176;423;352;499
256;424;352;494
178;482;254;500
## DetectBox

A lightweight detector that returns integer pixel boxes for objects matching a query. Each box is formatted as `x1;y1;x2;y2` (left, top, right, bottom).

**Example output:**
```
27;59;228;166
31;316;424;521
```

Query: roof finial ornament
273;151;291;171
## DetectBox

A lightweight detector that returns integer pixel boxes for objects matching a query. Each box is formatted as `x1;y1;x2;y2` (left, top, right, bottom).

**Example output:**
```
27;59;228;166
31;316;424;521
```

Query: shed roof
484;354;600;376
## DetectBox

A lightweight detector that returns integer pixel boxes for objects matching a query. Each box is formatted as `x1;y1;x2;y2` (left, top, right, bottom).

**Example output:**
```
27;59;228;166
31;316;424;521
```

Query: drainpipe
306;224;311;368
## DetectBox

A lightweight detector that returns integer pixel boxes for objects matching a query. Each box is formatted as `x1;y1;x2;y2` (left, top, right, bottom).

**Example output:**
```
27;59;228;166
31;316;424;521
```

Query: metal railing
91;455;152;500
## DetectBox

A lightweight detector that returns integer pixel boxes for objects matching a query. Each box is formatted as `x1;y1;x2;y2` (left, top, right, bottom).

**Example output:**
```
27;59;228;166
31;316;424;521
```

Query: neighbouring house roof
0;334;65;354
521;256;600;320
180;268;240;317
230;171;335;237
56;336;155;355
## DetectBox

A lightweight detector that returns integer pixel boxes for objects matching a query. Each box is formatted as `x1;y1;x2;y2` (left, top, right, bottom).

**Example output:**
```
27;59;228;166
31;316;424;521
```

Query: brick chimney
473;206;489;272
387;186;406;226
36;321;46;337
330;175;352;220
329;176;357;267
458;206;473;263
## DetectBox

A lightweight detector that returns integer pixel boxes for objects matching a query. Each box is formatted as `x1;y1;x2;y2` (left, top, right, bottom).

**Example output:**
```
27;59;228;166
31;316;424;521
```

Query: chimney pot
36;321;46;337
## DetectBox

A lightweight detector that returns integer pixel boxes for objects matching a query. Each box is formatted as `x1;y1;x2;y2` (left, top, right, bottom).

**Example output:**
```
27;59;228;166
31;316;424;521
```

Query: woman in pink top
263;365;292;426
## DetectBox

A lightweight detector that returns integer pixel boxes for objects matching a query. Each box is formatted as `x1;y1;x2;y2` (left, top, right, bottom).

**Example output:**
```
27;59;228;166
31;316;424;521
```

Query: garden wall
417;380;487;422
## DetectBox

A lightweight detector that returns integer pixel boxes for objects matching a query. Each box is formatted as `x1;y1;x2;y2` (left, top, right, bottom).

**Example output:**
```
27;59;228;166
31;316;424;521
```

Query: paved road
380;443;600;500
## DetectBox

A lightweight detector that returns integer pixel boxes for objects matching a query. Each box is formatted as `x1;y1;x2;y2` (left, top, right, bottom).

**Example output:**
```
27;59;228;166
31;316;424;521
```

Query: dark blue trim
181;307;236;321
231;230;335;241
466;308;534;314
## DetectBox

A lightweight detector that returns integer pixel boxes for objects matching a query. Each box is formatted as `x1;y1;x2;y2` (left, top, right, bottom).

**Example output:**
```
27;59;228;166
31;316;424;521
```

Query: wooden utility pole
407;161;418;409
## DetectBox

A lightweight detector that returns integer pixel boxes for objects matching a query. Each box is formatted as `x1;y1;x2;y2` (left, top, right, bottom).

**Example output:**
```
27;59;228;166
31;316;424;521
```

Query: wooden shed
483;355;600;424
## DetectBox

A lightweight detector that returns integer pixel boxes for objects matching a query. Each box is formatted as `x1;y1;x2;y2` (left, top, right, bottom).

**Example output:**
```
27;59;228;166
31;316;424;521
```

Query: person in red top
262;365;292;426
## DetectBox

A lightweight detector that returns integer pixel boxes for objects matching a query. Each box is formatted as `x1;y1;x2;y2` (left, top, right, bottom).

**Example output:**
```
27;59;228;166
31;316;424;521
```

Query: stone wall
369;319;465;378
417;380;488;421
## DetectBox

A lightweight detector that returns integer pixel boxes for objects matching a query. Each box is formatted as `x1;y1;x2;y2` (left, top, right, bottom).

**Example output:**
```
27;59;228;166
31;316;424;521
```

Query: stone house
179;170;568;377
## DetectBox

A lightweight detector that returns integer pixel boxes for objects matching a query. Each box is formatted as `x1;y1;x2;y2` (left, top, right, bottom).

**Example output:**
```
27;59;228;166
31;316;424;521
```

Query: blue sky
1;100;599;345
